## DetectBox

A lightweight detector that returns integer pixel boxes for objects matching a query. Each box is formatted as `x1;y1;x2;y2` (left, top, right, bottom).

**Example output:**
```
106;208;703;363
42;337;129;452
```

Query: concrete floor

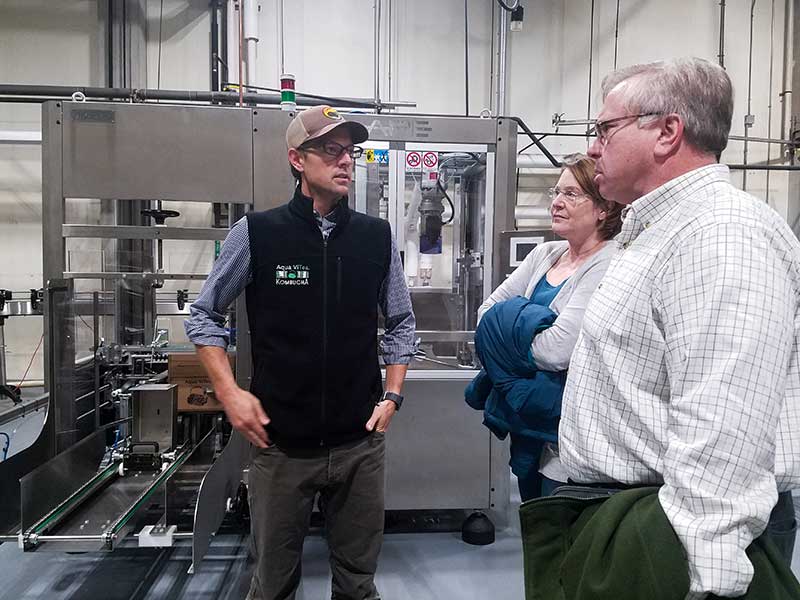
1;486;798;600
0;512;524;600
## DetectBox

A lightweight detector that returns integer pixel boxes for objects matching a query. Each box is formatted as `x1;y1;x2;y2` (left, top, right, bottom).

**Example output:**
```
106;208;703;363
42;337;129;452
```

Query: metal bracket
29;288;43;312
137;524;177;547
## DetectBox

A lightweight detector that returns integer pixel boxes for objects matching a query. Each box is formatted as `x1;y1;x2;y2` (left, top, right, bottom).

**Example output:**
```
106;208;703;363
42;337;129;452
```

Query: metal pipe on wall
743;0;757;190
211;1;220;91
374;0;381;104
276;0;285;75
0;131;40;144
227;0;238;88
718;0;726;67
515;206;552;220
244;0;259;87
220;0;229;85
496;7;508;115
517;154;564;169
387;0;392;102
238;1;244;104
586;0;595;122
766;0;777;204
780;0;794;161
464;0;469;115
0;84;382;109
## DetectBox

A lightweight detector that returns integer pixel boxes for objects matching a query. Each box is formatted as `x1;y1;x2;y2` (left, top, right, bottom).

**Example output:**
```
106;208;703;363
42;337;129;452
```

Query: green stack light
280;74;296;112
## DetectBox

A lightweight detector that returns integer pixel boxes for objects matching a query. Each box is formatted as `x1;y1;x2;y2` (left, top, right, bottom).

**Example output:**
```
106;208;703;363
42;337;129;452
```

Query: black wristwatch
380;391;403;411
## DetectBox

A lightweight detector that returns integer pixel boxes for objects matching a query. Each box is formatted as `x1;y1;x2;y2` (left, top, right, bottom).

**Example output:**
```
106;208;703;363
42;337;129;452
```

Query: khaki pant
246;432;386;600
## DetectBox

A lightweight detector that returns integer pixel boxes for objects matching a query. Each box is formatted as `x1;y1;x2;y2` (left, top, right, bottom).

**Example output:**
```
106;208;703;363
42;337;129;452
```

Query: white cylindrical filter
404;182;423;287
405;237;419;287
379;184;389;220
244;0;260;87
419;253;434;287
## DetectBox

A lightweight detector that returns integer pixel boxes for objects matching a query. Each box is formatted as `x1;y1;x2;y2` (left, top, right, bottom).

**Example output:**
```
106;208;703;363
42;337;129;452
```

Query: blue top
517;273;566;481
530;274;567;308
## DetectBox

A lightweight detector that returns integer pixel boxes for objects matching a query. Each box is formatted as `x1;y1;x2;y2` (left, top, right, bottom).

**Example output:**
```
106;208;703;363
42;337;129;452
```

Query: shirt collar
289;186;349;228
616;163;730;247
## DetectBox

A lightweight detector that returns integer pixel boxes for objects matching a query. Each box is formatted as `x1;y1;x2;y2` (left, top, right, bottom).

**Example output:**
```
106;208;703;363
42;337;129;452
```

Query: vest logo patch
275;264;310;286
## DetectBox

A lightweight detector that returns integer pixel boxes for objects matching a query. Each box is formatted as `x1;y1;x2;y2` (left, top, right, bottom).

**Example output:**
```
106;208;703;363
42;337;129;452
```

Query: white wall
509;0;795;224
0;0;796;382
0;0;103;383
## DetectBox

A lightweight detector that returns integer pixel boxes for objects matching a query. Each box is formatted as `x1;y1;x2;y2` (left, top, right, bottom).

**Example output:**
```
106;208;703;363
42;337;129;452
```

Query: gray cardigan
477;240;617;372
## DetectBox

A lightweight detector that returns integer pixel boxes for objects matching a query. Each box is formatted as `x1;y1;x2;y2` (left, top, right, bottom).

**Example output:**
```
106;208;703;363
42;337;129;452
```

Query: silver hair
600;57;734;157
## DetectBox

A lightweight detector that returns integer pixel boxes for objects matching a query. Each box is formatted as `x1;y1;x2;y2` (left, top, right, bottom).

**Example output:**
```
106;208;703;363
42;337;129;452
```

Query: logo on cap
322;107;342;121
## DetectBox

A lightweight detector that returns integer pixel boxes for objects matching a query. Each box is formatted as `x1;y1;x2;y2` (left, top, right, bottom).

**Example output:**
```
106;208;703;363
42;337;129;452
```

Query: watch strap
381;391;403;410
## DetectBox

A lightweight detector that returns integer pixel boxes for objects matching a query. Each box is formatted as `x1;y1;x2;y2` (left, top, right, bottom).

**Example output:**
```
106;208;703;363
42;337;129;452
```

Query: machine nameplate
71;109;115;124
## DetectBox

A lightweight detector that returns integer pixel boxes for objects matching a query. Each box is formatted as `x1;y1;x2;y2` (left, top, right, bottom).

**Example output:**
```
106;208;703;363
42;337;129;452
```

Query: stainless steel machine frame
1;101;518;568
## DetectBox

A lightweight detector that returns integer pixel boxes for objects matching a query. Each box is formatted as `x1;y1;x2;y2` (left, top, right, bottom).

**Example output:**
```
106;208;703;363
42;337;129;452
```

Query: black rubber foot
461;511;495;545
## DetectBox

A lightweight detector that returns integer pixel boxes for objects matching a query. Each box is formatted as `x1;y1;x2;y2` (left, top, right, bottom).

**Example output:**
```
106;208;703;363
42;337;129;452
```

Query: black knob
141;208;180;225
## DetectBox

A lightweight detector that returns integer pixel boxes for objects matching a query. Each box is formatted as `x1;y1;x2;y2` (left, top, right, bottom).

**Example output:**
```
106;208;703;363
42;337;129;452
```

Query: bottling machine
0;101;521;571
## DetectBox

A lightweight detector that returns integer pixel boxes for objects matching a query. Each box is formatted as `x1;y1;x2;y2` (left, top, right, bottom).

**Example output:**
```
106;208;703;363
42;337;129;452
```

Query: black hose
438;180;456;225
496;0;520;10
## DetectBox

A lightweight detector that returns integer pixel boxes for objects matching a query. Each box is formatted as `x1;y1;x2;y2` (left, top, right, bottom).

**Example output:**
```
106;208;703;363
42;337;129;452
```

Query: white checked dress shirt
560;164;800;599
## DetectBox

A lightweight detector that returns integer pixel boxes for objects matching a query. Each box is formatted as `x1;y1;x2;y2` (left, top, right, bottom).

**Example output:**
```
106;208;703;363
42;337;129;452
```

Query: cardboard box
168;353;234;412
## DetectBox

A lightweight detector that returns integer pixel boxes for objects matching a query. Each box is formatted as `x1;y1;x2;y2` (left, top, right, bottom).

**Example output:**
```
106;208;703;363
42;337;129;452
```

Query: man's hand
219;386;271;448
366;400;397;433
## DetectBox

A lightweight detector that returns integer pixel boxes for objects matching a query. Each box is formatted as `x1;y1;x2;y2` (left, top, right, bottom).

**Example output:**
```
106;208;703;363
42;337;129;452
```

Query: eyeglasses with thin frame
303;141;364;159
589;112;662;145
547;187;591;206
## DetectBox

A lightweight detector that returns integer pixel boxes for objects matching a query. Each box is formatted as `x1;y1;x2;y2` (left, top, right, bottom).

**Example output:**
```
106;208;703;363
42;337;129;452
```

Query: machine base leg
461;511;495;545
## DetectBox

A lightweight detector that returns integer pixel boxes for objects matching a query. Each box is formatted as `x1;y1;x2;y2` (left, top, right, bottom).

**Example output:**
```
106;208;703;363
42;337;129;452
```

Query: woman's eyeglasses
547;187;590;205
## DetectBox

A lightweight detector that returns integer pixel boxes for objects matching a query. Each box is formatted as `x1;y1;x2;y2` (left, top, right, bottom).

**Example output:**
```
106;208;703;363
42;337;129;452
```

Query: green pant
519;486;800;600
246;432;386;600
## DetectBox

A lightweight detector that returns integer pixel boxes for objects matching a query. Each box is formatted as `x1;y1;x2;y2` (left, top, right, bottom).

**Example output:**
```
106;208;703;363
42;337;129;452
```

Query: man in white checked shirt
560;57;800;598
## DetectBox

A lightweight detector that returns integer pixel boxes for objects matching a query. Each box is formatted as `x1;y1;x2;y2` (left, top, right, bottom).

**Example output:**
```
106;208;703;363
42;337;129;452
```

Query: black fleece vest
245;190;391;448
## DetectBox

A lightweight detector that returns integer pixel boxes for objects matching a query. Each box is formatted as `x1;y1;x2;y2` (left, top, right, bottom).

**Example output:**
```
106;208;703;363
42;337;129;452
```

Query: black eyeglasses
304;141;364;159
590;112;662;145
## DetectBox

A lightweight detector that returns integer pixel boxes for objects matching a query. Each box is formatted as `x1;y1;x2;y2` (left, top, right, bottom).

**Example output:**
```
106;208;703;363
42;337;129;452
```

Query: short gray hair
601;57;733;157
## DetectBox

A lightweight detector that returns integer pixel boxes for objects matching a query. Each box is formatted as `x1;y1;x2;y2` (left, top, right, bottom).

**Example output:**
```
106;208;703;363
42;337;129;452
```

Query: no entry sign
406;151;422;171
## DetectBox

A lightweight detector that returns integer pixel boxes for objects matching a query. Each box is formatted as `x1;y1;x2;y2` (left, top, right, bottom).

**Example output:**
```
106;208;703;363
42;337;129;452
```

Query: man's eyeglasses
304;141;364;159
590;112;661;145
547;187;590;205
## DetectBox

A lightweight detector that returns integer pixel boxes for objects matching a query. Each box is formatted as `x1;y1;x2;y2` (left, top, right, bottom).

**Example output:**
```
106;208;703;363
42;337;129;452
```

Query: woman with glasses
475;154;623;501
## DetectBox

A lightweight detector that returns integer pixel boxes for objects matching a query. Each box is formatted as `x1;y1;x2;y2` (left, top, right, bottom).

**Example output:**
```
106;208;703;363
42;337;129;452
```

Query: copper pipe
238;1;244;106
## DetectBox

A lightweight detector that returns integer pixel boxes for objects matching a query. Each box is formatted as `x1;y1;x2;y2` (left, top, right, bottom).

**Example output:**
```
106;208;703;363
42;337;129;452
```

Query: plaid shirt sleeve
652;221;794;598
184;217;252;348
378;236;416;364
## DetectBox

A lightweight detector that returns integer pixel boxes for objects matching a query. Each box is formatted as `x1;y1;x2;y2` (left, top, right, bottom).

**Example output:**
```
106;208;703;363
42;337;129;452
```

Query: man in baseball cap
186;104;415;600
